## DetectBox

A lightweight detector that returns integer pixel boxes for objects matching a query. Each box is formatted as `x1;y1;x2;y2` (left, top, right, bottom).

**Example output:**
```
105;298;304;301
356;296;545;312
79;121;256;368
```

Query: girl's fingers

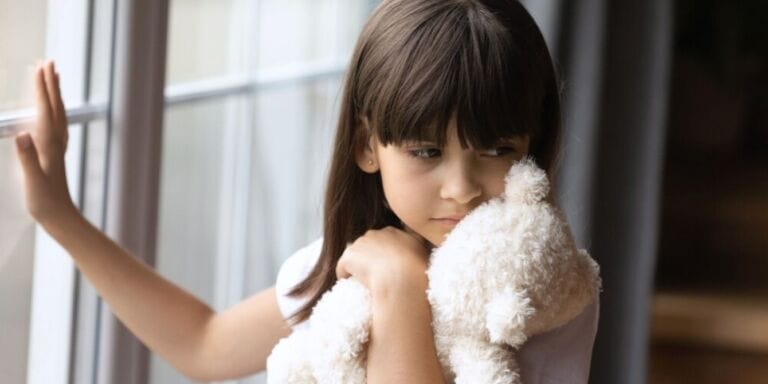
52;71;68;143
44;62;67;133
34;65;55;142
15;132;44;184
54;72;69;148
335;257;350;280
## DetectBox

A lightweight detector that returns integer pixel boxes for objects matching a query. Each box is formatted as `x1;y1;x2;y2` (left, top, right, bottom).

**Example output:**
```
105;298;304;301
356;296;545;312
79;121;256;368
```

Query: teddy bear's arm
485;288;536;348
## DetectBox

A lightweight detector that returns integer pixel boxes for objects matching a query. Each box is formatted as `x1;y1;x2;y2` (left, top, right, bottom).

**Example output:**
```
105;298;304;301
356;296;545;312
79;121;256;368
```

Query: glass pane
257;0;372;68
0;139;36;383
151;81;343;383
0;1;47;382
0;0;47;112
155;3;377;383
166;0;249;85
165;0;375;86
1;0;113;381
68;120;109;384
151;96;243;383
88;0;117;104
156;99;229;305
245;78;343;288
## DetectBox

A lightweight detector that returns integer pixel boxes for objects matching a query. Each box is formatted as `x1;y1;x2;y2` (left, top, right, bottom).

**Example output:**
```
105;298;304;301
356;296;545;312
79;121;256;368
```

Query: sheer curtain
525;0;674;383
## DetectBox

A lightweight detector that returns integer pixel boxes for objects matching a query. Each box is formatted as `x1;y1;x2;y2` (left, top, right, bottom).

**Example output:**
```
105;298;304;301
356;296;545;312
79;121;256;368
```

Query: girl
15;0;599;383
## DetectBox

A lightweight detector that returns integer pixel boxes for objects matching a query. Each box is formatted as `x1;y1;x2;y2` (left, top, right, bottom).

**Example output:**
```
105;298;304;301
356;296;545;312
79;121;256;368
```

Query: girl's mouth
431;218;462;227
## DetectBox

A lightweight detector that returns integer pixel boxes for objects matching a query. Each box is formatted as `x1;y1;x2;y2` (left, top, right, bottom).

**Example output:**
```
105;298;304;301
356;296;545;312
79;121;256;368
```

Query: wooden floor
648;291;768;384
649;343;768;384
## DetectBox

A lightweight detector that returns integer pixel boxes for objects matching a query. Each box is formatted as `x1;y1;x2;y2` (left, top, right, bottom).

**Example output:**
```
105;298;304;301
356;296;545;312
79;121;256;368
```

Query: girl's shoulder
274;237;324;327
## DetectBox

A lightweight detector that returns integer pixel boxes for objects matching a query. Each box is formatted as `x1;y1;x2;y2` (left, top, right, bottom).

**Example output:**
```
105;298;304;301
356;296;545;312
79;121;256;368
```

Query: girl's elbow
179;348;266;382
169;343;228;382
182;363;238;383
173;356;217;382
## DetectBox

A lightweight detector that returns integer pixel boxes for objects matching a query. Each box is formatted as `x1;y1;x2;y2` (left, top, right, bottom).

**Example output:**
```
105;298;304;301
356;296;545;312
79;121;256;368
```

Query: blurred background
0;1;765;384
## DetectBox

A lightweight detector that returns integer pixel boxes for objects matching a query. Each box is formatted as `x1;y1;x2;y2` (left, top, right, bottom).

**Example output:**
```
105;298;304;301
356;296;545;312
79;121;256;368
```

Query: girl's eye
408;146;516;159
408;148;442;159
481;146;517;157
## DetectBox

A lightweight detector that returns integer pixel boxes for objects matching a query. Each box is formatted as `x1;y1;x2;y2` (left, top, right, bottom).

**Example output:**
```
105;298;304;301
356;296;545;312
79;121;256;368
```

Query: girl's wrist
38;203;82;232
370;261;429;304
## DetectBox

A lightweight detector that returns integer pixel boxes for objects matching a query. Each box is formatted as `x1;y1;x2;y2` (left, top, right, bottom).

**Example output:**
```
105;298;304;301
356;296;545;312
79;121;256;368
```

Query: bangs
355;0;548;150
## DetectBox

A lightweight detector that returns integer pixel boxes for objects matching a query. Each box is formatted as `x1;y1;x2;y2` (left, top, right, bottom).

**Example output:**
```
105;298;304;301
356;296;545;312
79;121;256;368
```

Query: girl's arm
335;227;445;383
366;269;447;384
14;62;291;381
42;213;291;381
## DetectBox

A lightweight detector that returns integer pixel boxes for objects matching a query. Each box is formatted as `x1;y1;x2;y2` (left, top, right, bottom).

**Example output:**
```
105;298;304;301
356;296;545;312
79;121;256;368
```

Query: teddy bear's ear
504;157;550;204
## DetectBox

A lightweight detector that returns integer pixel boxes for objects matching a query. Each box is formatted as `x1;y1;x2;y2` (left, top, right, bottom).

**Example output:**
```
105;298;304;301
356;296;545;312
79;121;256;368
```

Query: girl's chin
401;224;438;251
419;230;443;251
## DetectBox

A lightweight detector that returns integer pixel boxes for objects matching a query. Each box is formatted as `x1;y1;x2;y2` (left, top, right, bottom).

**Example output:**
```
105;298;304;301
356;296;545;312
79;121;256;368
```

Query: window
152;2;375;383
1;0;115;383
0;0;44;369
1;1;375;383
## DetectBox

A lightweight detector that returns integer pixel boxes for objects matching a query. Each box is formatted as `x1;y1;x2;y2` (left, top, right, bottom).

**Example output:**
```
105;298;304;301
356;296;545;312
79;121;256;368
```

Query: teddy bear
266;157;602;384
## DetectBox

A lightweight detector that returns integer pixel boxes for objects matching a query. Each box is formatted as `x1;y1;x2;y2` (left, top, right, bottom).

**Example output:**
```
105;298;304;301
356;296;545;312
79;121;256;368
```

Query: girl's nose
439;159;482;205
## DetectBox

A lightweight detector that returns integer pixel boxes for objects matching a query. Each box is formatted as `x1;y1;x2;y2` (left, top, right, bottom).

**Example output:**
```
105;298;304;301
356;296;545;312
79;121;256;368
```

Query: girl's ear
354;117;380;174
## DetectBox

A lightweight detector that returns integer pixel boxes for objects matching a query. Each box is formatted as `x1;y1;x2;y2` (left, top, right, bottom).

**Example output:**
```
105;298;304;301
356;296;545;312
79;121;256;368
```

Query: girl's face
358;120;531;249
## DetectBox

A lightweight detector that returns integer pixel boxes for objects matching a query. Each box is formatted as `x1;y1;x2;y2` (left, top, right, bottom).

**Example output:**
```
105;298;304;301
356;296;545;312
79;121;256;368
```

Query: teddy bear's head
502;157;550;205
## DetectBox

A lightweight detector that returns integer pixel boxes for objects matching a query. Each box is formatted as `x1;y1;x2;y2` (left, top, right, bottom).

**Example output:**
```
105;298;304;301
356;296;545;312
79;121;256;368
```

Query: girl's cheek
383;170;435;208
390;173;432;198
402;158;439;174
484;166;512;196
388;156;438;180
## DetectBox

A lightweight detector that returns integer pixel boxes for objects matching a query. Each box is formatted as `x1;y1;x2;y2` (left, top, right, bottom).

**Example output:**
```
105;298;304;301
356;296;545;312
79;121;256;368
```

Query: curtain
550;1;674;383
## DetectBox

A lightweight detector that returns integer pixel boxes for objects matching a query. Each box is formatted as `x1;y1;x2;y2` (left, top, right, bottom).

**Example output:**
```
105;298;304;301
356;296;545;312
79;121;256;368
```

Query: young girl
15;0;598;383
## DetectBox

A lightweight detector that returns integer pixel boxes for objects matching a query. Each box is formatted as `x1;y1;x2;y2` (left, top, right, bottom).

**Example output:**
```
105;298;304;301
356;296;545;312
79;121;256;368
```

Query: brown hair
286;0;563;325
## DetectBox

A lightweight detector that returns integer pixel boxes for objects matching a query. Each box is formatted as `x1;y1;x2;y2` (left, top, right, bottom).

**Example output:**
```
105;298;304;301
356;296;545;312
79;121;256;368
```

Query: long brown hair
286;0;563;325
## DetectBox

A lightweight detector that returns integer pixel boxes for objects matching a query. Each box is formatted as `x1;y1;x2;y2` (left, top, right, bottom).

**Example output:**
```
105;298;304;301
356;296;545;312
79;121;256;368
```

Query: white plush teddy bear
266;158;601;384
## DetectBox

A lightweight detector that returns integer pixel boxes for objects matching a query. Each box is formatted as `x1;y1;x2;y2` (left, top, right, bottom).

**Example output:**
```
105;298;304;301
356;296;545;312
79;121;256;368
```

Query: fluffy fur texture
266;158;602;384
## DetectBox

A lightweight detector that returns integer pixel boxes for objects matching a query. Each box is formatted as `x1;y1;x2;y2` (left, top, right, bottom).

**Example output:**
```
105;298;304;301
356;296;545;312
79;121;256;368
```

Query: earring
368;160;374;165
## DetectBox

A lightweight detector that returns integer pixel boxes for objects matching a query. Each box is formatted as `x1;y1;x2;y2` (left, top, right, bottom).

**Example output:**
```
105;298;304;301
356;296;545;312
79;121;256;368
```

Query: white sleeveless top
274;238;600;384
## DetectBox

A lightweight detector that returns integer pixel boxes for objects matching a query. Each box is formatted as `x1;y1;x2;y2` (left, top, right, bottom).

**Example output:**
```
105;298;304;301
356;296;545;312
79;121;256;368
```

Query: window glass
256;0;371;68
0;1;47;113
166;0;247;85
1;0;114;380
0;1;48;382
151;96;243;383
154;2;376;382
245;78;343;285
152;81;344;384
0;139;37;383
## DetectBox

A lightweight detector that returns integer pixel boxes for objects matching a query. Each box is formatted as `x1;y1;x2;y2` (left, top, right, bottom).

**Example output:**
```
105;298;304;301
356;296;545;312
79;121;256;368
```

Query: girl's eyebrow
404;137;519;144
401;139;438;146
401;134;526;147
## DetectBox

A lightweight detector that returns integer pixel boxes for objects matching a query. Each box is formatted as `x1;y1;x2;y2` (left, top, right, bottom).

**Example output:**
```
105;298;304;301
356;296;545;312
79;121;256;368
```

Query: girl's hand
14;61;77;225
336;226;431;299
